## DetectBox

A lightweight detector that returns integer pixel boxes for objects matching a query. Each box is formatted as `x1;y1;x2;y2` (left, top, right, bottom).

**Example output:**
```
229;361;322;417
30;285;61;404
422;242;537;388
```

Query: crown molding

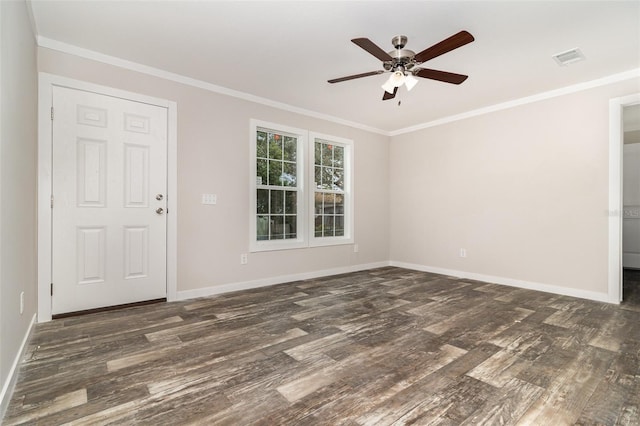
37;36;639;138
37;36;390;136
390;68;640;136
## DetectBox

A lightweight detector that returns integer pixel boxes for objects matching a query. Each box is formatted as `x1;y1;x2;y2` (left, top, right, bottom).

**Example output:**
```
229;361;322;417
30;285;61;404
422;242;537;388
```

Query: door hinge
51;107;54;121
50;283;53;296
51;195;54;208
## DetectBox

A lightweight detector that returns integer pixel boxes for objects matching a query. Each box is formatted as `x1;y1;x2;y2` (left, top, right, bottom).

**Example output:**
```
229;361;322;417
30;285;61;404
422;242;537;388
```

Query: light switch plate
202;194;217;205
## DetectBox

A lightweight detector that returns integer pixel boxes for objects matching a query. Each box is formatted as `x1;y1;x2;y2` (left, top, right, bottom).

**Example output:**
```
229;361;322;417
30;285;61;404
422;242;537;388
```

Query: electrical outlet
202;194;217;205
459;248;467;258
20;291;24;314
240;253;248;265
353;244;359;253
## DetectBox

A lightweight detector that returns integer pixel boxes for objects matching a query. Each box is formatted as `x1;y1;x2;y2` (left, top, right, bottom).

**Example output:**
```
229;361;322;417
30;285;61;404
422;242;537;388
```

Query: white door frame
608;92;640;303
38;73;178;322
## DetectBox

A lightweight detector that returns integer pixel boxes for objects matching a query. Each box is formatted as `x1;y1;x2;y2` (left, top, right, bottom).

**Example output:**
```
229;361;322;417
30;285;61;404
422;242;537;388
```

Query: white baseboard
390;261;612;304
176;261;391;301
176;260;613;304
0;313;36;420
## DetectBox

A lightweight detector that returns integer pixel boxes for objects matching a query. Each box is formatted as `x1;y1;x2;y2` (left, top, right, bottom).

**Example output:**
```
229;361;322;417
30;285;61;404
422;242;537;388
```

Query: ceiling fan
328;31;474;100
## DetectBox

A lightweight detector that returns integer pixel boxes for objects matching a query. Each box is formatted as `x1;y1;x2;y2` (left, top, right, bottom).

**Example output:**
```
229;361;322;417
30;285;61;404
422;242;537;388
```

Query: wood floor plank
460;377;544;425
517;345;617;425
575;339;640;425
3;267;640;425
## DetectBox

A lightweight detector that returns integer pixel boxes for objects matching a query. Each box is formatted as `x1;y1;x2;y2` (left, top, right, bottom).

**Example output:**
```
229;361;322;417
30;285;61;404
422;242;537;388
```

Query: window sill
309;236;354;248
249;239;307;253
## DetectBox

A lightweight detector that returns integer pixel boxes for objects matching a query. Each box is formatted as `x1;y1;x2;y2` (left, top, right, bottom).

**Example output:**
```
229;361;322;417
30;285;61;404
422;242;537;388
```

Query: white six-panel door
623;143;640;270
52;86;168;314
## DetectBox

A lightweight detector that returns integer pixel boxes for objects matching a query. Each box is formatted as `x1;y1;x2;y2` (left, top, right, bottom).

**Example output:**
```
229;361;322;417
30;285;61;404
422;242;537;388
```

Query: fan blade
328;70;384;84
382;86;398;100
414;30;474;63
351;38;393;62
414;68;469;85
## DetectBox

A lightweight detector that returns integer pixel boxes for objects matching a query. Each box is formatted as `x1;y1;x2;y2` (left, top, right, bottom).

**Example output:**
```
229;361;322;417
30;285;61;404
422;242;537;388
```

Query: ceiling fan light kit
329;31;475;101
381;70;418;94
381;79;396;94
404;74;419;91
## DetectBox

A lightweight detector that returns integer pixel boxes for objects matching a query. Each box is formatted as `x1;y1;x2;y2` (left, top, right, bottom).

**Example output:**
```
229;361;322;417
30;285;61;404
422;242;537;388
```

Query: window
309;133;353;247
250;121;353;252
250;121;306;252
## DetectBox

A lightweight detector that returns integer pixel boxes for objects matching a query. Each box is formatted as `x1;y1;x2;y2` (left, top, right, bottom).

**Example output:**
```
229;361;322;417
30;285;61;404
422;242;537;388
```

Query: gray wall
390;78;640;298
0;0;38;414
38;47;391;296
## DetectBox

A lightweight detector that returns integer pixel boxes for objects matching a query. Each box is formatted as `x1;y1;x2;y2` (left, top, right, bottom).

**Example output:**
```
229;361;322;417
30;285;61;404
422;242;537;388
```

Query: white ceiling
29;1;640;133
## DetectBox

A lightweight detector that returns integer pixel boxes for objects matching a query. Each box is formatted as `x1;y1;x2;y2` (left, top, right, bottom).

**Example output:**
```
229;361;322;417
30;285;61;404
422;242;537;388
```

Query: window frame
249;121;354;252
250;119;307;252
308;132;354;247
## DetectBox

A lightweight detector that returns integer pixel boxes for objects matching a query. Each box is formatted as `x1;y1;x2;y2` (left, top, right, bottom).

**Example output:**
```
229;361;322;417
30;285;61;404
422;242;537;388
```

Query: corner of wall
0;0;39;418
0;314;36;420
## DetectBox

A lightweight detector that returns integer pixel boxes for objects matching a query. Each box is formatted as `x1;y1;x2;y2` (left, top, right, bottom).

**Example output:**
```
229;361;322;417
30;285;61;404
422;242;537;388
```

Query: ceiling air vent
552;48;585;66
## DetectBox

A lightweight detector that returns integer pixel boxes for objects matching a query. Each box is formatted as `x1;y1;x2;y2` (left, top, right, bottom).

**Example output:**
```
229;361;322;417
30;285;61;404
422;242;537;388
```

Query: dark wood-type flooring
4;267;640;425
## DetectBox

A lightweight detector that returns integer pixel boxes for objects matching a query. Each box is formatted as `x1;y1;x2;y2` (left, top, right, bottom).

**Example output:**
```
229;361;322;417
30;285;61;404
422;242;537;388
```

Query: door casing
38;73;178;322
608;93;640;303
623;143;640;269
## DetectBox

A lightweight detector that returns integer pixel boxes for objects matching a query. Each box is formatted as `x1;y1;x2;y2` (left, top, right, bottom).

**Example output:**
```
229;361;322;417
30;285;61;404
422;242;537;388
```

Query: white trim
37;36;387;136
37;74;53;323
177;259;616;304
176;261;390;300
37;73;178;321
391;261;612;304
0;314;36;420
166;103;178;301
390;68;640;136
37;37;639;138
25;0;38;43
308;132;354;247
608;93;640;304
0;0;3;417
249;119;308;252
249;123;357;251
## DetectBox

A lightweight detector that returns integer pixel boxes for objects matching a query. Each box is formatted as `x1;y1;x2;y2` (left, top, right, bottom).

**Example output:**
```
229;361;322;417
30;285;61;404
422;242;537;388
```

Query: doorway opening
609;93;640;304
622;104;640;308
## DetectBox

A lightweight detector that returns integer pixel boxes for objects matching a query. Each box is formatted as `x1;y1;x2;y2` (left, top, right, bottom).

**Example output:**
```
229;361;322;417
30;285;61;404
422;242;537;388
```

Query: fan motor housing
388;49;415;60
391;35;407;49
387;36;417;71
386;50;417;72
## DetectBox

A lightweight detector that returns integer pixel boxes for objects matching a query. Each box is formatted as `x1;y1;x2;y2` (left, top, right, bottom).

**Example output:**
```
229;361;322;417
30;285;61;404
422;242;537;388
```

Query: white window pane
270;190;284;214
257;131;268;158
283;162;296;187
268;133;283;159
268;160;281;186
257;189;268;214
257;216;269;240
284;136;297;161
285;191;297;214
271;216;285;239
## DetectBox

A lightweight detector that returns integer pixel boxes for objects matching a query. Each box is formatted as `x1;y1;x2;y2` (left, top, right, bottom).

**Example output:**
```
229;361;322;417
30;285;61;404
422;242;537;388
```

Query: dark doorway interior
622;268;640;310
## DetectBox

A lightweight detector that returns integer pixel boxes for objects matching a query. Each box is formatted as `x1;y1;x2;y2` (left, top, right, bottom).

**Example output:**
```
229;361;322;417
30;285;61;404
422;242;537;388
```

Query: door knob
156;207;164;215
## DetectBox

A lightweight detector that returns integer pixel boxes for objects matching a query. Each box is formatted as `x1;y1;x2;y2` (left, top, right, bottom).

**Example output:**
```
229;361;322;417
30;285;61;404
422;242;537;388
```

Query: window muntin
256;130;300;241
250;121;352;252
309;134;353;246
314;140;346;238
250;120;306;252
